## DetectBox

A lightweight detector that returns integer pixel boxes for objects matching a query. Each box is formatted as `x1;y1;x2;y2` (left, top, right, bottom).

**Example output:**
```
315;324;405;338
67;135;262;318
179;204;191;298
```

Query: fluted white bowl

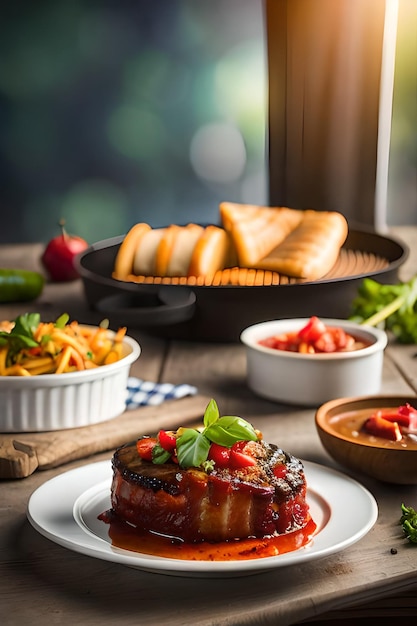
0;330;141;432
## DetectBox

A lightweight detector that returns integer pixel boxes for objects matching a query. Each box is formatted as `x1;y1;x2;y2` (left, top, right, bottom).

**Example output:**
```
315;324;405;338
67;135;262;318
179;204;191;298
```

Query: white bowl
240;318;387;406
0;331;141;432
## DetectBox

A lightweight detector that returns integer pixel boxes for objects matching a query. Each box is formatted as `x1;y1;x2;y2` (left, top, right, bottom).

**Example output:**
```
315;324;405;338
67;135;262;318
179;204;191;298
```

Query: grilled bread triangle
219;202;303;266
252;210;348;280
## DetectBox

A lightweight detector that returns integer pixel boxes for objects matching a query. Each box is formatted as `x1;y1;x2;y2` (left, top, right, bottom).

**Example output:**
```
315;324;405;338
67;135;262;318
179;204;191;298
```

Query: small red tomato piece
259;336;279;349
398;403;417;417
158;429;177;452
27;347;42;356
298;316;327;343
314;330;337;353
375;410;409;428
229;441;257;468
136;437;157;461
397;403;417;429
208;443;230;468
364;415;402;442
328;327;350;350
259;332;299;352
273;463;287;479
375;404;417;430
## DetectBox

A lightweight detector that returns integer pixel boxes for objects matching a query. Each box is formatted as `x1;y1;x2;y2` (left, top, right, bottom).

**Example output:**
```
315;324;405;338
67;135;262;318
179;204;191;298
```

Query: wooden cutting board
0;394;210;480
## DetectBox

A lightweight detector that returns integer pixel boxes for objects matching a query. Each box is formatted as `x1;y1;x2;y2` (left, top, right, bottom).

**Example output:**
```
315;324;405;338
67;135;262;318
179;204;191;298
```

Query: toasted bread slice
154;225;182;276
166;224;204;276
188;225;230;277
219;202;303;266
113;223;151;280
133;227;166;276
253;210;348;280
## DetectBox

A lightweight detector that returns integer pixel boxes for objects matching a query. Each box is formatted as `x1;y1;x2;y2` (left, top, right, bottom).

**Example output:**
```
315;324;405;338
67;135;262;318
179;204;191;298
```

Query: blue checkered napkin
125;377;198;409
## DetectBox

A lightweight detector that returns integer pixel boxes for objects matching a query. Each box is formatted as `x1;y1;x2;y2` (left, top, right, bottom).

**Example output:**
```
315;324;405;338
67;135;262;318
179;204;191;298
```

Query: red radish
41;219;88;281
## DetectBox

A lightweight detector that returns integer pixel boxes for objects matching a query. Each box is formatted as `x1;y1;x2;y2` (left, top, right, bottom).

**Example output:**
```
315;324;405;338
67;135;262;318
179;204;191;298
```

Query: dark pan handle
94;286;196;327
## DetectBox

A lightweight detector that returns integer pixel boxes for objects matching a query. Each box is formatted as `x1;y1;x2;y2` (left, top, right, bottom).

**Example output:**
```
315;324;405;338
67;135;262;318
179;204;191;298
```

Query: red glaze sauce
98;510;317;561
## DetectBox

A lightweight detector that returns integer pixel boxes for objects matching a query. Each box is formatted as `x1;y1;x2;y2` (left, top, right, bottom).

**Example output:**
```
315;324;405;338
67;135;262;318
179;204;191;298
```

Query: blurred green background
0;0;267;244
0;0;415;245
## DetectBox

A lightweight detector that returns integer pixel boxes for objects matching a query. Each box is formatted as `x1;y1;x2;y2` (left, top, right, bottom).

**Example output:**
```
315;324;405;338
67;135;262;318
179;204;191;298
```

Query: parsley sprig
349;276;417;344
400;504;417;544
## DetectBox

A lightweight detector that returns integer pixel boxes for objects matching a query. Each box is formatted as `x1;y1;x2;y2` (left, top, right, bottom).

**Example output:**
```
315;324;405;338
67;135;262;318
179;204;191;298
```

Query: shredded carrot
5;364;31;376
20;357;55;371
113;327;127;343
68;346;86;371
0;317;128;377
0;347;7;375
103;349;121;365
55;345;73;374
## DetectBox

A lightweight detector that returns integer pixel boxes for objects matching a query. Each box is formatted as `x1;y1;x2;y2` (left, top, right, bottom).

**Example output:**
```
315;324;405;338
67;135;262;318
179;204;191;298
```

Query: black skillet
75;227;408;342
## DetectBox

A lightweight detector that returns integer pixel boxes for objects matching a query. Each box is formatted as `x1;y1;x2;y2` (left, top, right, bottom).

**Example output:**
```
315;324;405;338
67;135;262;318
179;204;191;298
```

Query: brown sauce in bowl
329;408;417;450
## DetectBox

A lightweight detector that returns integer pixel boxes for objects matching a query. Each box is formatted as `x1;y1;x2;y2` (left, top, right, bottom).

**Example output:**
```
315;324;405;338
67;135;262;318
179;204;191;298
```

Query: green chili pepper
0;269;44;303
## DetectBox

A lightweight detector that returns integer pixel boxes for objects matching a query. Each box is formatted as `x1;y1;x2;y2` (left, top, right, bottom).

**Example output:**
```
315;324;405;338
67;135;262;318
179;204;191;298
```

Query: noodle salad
0;313;127;376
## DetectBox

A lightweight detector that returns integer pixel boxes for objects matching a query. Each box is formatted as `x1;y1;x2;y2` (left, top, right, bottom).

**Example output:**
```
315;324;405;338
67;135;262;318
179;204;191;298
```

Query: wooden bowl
315;395;417;484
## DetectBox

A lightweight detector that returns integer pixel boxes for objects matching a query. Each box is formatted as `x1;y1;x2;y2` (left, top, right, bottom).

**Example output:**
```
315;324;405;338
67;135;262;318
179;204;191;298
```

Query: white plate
27;460;378;577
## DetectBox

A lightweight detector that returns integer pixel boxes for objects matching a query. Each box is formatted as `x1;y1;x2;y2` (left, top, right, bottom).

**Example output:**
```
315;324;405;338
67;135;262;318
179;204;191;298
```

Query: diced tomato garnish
297;316;327;343
398;403;417;417
208;443;230;468
397;403;417;429
158;429;177;452
314;330;337;353
259;336;281;349
273;463;287;479
373;404;417;430
364;415;402;442
136;437;157;461
259;334;298;351
328;327;350;350
259;317;357;354
229;441;257;469
27;347;42;356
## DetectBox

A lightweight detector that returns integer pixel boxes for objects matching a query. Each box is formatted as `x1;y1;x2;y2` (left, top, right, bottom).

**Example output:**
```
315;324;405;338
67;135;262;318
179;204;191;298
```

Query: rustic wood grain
0;395;210;479
0;228;416;626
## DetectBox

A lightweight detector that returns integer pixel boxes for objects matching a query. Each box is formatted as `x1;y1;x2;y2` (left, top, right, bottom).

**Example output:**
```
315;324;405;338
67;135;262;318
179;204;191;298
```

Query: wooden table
0;228;416;626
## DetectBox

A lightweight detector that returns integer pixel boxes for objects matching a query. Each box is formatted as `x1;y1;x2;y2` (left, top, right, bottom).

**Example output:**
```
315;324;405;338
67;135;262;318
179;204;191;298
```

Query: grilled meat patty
110;439;309;543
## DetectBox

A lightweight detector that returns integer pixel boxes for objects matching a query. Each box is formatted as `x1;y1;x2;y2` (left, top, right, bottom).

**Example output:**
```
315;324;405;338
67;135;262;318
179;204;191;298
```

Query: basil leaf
13;312;40;338
0;313;40;365
176;428;211;469
152;443;172;465
205;416;258;447
203;398;219;428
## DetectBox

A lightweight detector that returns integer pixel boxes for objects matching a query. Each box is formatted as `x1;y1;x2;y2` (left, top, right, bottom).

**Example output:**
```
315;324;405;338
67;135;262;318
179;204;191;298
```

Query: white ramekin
240;318;388;406
0;334;141;432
